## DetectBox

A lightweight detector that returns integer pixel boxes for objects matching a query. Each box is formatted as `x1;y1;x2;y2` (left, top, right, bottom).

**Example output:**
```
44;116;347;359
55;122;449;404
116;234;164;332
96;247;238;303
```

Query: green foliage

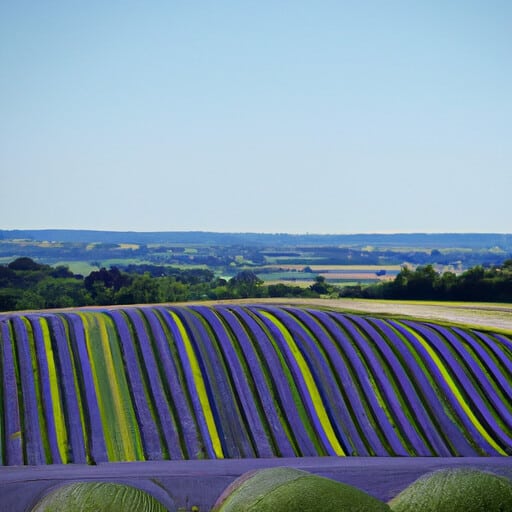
388;468;512;512
212;467;390;512
352;261;512;302
85;267;131;295
268;283;317;298
15;290;46;310
1;255;511;312
8;257;48;271
0;286;23;310
35;278;89;308
114;273;160;304
309;275;330;294
228;270;264;298
157;277;189;302
31;481;168;512
208;284;231;300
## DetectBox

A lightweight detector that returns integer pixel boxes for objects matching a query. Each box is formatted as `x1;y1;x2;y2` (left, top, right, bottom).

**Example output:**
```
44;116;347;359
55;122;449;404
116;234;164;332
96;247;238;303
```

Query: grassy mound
31;482;168;512
212;466;390;512
388;468;512;512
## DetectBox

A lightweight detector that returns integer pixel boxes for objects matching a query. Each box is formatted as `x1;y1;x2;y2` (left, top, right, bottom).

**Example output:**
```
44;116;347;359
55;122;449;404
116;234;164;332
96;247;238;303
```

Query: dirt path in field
192;297;512;332
2;298;511;332
310;298;512;332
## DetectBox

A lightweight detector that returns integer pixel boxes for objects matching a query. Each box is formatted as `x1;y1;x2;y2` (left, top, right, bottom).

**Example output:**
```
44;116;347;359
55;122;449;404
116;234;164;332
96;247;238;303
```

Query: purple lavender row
325;311;408;455
470;330;512;377
0;320;23;465
347;314;439;456
427;323;512;433
167;307;229;457
247;305;328;455
178;306;253;458
156;306;215;459
108;310;162;460
490;333;512;387
267;305;356;455
452;329;512;404
494;333;512;353
191;305;270;457
67;313;108;463
29;315;62;463
246;305;333;455
362;317;452;457
401;320;510;454
48;315;87;463
129;308;193;460
215;305;295;457
329;312;411;456
11;317;46;464
225;304;304;456
240;305;318;456
307;308;388;455
387;319;486;455
145;308;200;458
286;307;372;456
370;318;476;456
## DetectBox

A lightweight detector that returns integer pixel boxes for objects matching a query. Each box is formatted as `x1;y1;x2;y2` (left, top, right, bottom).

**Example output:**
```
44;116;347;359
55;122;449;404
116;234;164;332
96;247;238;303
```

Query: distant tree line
0;258;319;311
1;257;511;312
341;260;512;302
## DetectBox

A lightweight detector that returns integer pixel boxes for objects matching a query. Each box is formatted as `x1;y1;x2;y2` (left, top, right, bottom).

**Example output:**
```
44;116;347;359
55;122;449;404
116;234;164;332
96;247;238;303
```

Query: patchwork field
0;300;511;510
257;265;400;284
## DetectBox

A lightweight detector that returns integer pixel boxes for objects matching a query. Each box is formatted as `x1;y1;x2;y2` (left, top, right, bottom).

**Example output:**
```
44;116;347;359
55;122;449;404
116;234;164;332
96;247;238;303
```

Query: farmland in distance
1;230;510;287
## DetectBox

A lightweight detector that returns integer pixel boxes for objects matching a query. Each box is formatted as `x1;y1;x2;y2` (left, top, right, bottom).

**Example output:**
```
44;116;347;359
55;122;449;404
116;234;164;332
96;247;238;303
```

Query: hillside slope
0;304;511;465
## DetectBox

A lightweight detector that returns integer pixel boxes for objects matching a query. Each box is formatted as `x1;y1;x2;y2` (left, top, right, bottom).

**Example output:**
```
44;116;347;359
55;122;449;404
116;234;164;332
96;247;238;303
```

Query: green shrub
212;466;390;512
388;468;512;512
31;482;168;512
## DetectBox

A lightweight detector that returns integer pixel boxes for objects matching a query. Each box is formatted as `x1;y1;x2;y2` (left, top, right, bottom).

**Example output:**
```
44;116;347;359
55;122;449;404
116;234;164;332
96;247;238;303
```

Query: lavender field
1;303;511;466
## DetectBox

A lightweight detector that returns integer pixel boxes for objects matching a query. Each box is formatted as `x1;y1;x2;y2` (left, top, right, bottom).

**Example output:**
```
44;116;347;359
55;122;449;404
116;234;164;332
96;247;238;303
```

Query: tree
16;290;45;310
8;257;46;271
157;277;189;303
455;265;486;301
310;275;329;295
51;265;75;279
0;289;22;311
268;283;292;297
439;271;458;299
228;270;264;298
390;265;413;296
36;278;89;308
84;267;132;297
114;274;160;304
406;264;439;299
88;281;115;305
207;285;231;300
0;266;17;287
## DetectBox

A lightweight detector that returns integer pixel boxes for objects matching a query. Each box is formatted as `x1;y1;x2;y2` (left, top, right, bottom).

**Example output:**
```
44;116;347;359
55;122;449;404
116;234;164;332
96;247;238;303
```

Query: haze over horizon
1;2;511;234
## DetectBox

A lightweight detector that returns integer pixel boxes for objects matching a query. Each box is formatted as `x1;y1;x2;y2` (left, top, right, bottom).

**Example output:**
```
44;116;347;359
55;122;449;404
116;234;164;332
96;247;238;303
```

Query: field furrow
0;303;511;464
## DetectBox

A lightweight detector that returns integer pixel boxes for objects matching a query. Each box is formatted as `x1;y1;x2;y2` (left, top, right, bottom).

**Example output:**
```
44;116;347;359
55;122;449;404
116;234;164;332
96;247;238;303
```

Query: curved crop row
0;304;510;464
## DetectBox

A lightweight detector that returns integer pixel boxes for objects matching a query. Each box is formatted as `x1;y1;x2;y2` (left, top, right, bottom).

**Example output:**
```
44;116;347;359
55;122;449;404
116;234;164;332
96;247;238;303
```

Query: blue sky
1;1;511;234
